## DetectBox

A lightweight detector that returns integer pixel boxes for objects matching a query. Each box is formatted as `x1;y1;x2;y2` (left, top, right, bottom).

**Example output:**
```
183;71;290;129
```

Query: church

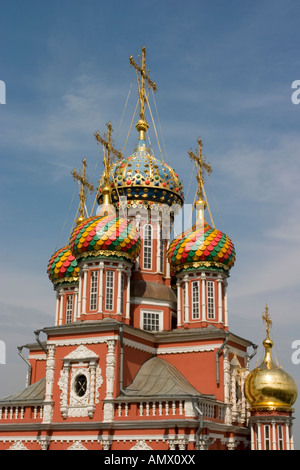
0;47;297;451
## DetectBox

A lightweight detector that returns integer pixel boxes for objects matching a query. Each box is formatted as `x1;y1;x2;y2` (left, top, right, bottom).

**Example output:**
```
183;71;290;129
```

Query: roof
0;378;45;405
122;357;200;398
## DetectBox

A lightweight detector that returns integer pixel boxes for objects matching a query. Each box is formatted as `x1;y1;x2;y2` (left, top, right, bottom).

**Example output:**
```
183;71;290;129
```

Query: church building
0;47;297;451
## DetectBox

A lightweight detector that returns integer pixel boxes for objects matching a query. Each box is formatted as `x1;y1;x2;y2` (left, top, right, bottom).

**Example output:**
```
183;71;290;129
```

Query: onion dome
167;219;236;273
48;246;79;285
70;213;140;263
97;136;184;210
244;337;298;412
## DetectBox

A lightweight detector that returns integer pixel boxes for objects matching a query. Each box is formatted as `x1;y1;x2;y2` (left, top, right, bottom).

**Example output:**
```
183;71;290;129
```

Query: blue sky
1;0;300;448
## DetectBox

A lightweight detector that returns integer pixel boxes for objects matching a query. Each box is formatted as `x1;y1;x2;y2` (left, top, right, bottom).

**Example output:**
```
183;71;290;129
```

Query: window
105;270;114;311
264;425;271;450
74;374;87;397
90;270;98;311
207;281;215;319
143;312;160;332
278;425;284;450
143;224;152;270
66;295;73;323
192;281;200;319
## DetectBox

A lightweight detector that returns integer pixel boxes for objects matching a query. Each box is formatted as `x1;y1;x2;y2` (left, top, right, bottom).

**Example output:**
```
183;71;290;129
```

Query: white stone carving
57;345;103;419
131;440;153;450
8;441;29;450
68;441;87;450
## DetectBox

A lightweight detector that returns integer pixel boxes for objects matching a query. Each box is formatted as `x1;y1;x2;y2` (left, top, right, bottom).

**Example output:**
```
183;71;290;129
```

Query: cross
262;304;272;338
129;46;157;125
71;158;94;222
188;138;212;202
94;121;122;187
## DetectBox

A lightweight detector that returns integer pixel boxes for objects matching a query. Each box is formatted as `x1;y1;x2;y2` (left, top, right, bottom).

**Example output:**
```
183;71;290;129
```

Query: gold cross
94;121;122;187
188;138;212;202
262;304;272;338
71;158;94;222
129;46;157;126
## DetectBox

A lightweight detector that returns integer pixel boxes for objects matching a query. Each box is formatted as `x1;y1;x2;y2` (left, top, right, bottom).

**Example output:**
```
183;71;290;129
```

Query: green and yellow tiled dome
168;221;236;273
97;138;184;209
48;246;79;285
70;213;140;263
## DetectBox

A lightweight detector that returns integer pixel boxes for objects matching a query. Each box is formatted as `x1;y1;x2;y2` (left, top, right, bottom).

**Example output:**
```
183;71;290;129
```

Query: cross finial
71;158;94;224
94;121;122;204
262;304;272;339
129;46;157;137
188;138;212;203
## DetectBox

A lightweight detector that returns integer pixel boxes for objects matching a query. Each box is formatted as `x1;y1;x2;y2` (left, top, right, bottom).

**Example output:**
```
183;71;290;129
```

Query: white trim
130;297;176;308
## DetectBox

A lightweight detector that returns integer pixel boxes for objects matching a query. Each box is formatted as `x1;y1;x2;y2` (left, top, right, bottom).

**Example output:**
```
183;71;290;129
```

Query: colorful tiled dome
167;221;236;273
48;246;79;285
97;138;184;209
70;213;140;263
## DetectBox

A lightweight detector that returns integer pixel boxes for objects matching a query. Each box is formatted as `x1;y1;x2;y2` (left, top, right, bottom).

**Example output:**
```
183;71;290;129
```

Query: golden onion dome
244;312;298;411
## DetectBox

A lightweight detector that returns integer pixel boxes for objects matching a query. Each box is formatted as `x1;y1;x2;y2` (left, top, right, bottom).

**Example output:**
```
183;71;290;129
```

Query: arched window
66;294;74;323
143;224;152;270
90;270;98;311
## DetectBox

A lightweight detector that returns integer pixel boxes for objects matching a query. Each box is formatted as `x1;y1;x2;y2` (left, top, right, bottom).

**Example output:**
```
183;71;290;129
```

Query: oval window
74;374;87;397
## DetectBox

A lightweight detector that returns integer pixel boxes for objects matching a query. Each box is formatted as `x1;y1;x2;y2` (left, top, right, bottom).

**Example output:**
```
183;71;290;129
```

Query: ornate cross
188;138;212;202
129;46;157;125
262;304;272;338
94;121;122;187
71;158;94;222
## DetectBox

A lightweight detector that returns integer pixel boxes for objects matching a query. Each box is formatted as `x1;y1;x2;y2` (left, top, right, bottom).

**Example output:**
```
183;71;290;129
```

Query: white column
156;223;161;273
177;281;182;327
201;272;206;321
286;423;290;450
290;423;295;450
74;287;79;320
116;265;122;315
184;276;189;323
250;423;255;450
217;275;223;323
257;422;262;450
43;344;56;424
98;261;104;314
58;289;64;325
81;264;88;314
272;420;276;450
224;280;228;327
166;241;171;279
78;270;82;316
55;292;60;326
126;269;131;320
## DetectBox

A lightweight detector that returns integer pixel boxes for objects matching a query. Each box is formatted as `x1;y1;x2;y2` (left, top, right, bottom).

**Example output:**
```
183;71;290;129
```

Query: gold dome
244;307;298;411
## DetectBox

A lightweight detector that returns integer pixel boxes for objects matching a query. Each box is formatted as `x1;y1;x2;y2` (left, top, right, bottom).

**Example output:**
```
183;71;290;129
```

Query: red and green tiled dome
70;213;140;263
48;246;79;285
167;221;236;273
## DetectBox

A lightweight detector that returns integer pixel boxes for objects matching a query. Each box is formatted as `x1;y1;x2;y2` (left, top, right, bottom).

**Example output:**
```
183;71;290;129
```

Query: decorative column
217;275;223;323
55;292;60;326
184;275;189;323
272;420;276;450
81;264;88;314
286;423;290;450
176;281;182;327
58;289;64;325
98;261;104;314
116;265;123;315
103;340;116;422
224;279;228;327
125;269;131;320
88;359;97;418
74;287;79;320
156;222;161;273
43;344;56;424
201;272;206;321
223;348;231;425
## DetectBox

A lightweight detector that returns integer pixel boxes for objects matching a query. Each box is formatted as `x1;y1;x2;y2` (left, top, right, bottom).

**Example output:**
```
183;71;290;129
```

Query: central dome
97;138;184;209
